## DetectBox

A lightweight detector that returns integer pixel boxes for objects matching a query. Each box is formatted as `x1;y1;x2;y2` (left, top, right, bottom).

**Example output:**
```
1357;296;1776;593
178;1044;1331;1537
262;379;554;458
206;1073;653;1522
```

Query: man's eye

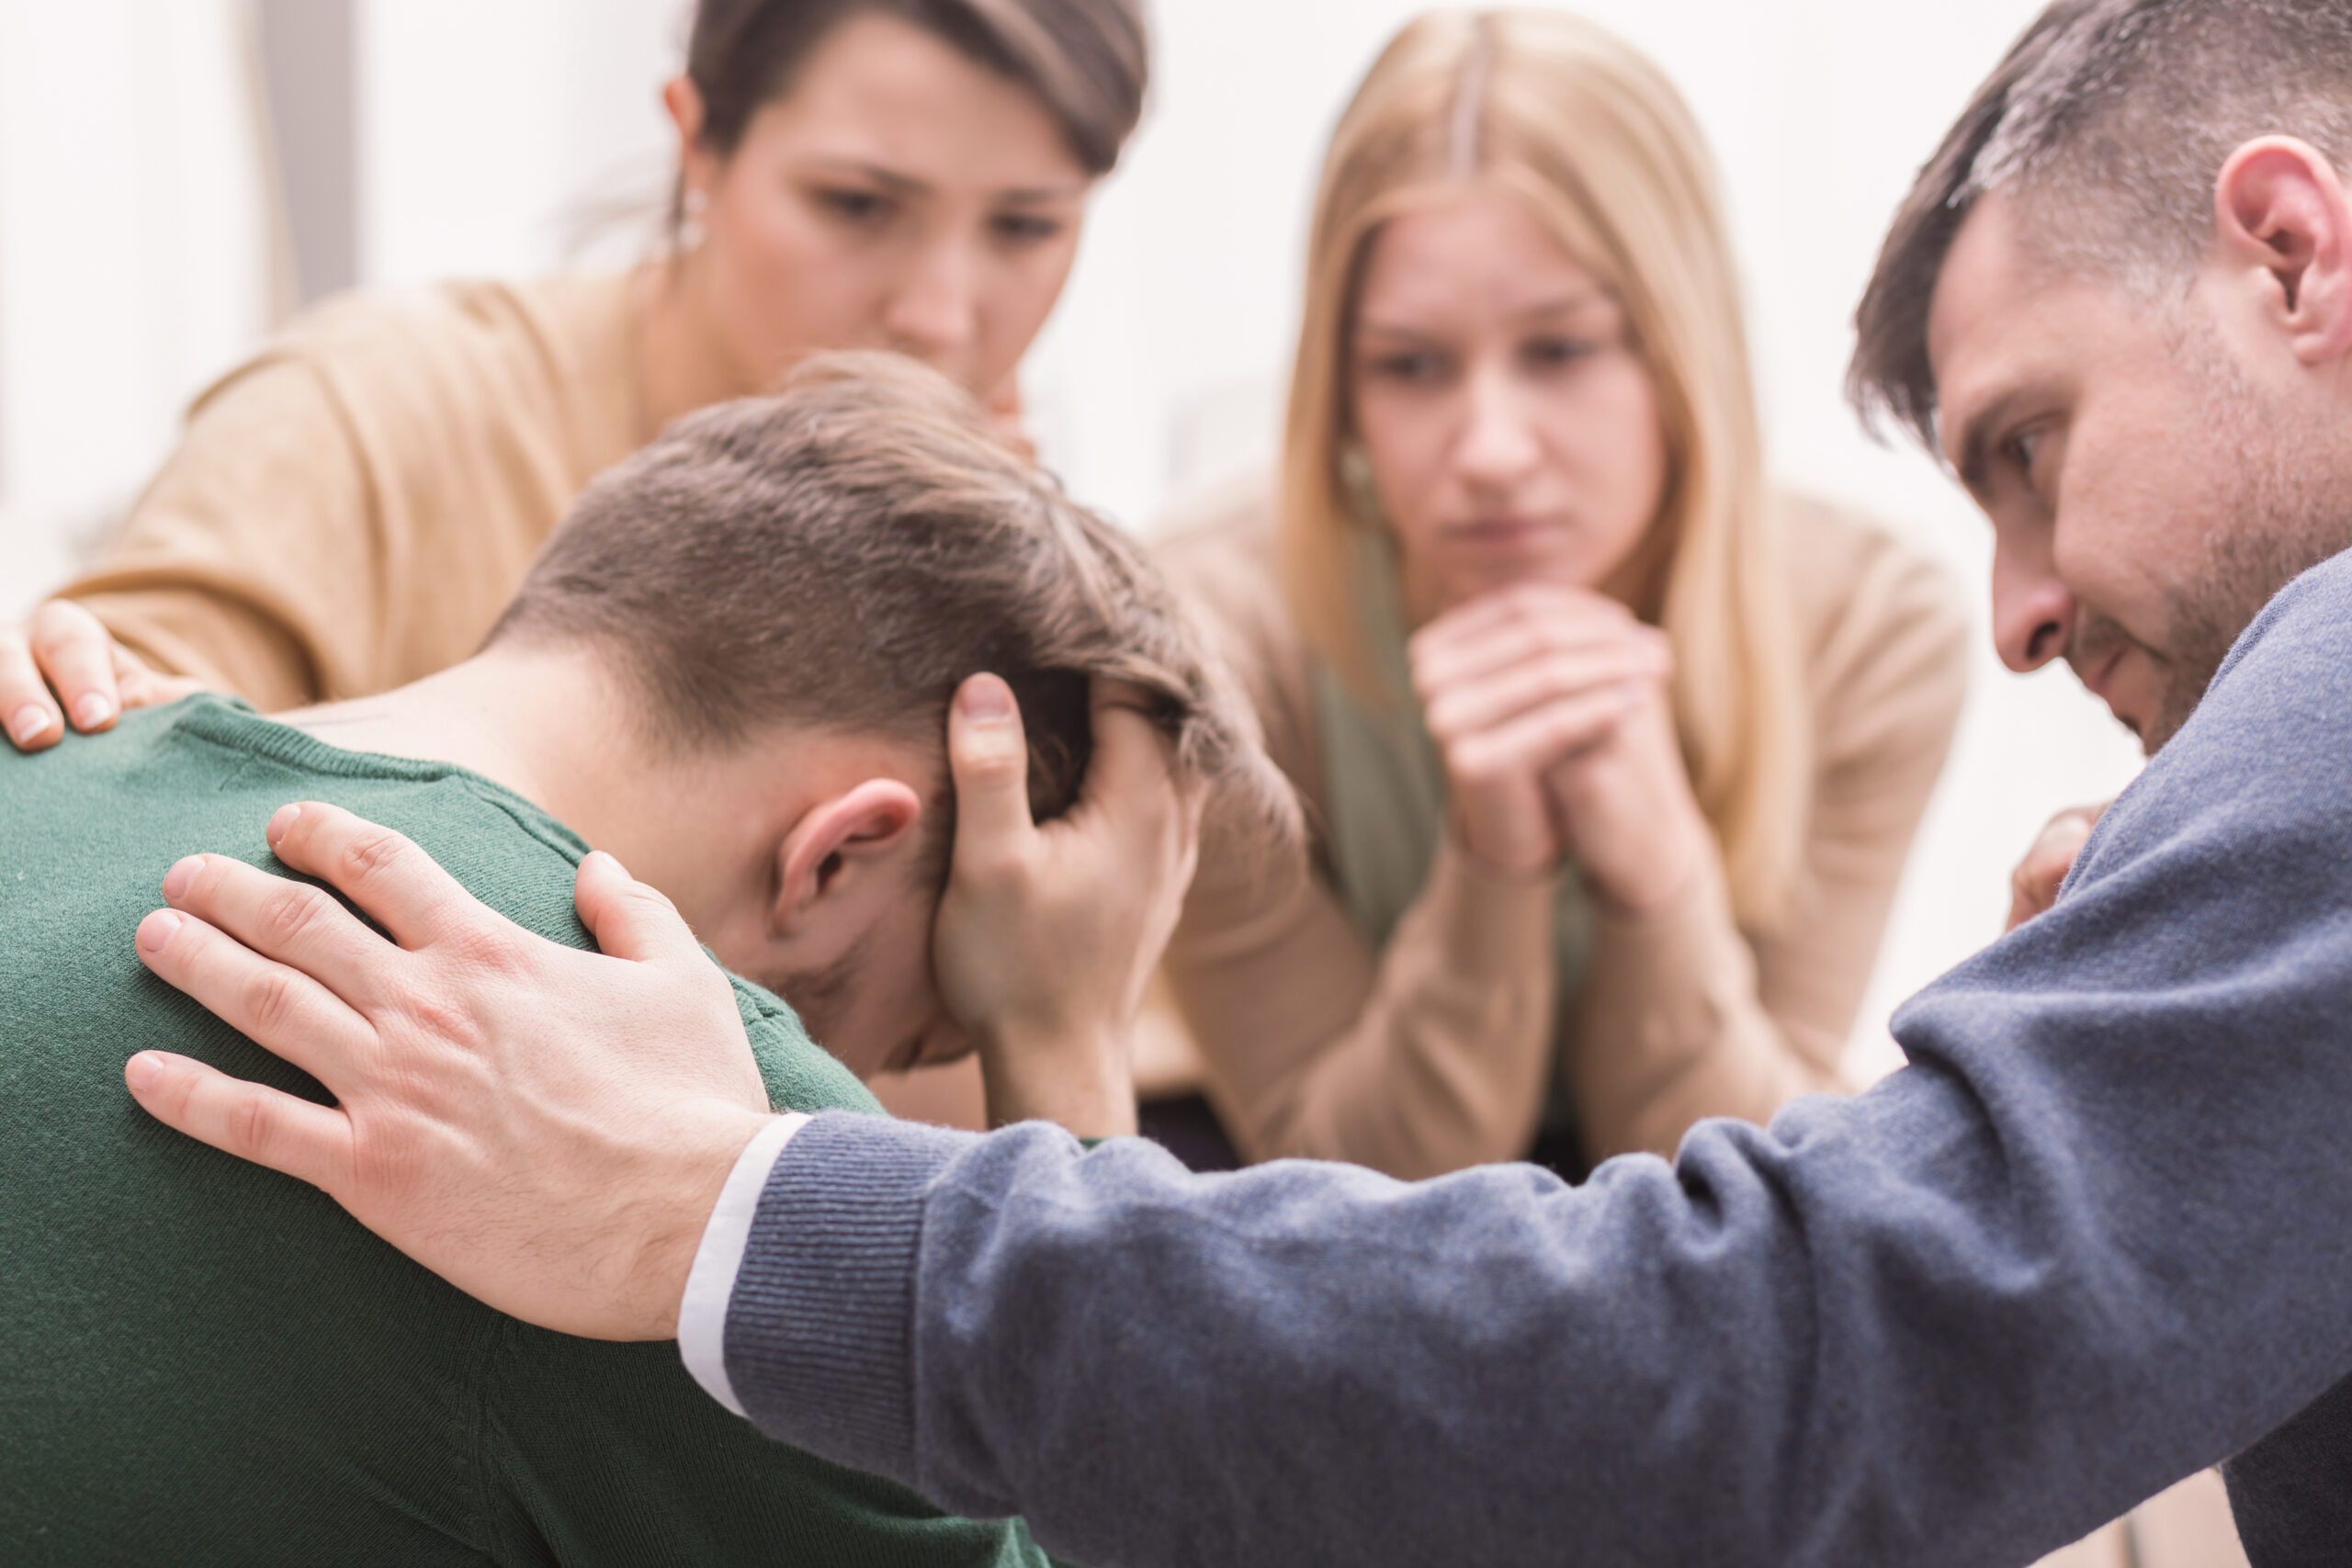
2007;428;2047;481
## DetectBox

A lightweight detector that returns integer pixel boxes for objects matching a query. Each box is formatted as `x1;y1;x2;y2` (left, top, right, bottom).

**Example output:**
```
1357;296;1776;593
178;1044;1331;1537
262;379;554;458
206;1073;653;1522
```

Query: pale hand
2006;802;2109;931
1538;667;1711;917
122;802;774;1341
1409;581;1679;882
2;598;203;751
932;673;1202;1139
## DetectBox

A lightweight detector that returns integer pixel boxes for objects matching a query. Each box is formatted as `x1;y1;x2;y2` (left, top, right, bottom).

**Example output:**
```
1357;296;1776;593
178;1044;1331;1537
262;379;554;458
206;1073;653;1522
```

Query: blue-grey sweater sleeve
726;560;2352;1567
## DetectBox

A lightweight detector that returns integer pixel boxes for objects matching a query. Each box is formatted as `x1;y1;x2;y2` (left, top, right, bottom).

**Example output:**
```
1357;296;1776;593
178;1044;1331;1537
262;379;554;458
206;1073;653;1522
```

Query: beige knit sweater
63;274;648;709
1153;484;1971;1179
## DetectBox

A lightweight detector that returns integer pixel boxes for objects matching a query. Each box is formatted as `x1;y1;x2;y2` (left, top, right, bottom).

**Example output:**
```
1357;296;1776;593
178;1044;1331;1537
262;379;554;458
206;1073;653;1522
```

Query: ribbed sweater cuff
721;1111;971;1484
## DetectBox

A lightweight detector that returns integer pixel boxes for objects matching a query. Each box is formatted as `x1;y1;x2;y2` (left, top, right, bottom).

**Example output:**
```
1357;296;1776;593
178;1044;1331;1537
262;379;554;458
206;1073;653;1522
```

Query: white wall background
0;0;2144;1067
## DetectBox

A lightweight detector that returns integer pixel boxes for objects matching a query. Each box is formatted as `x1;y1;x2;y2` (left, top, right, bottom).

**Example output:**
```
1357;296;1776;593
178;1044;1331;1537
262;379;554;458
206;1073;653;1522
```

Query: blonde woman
1153;8;1969;1179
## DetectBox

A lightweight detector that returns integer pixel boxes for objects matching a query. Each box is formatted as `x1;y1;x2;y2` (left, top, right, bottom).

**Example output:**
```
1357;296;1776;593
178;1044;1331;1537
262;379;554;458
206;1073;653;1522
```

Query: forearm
718;607;2352;1564
60;355;394;710
1206;842;1560;1178
709;570;2352;1568
1570;854;1845;1162
723;999;2341;1568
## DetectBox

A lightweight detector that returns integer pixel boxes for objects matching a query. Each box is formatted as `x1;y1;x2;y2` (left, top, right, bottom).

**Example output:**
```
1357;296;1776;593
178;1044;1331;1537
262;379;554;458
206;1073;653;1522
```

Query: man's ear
2214;136;2352;365
773;780;926;938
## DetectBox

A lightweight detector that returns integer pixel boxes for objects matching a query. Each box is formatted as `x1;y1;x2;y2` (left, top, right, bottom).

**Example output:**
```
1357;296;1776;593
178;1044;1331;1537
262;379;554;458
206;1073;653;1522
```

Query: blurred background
0;0;2143;1072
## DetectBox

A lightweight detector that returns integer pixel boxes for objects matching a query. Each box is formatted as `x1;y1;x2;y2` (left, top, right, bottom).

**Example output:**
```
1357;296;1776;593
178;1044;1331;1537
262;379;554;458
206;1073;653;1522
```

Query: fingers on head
1088;687;1179;784
948;673;1035;846
1080;690;1193;855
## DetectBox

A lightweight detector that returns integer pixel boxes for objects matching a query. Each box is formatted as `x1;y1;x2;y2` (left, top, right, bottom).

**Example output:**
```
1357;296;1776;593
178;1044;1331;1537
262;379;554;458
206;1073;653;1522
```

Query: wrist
1448;811;1559;881
629;1103;777;1340
975;1021;1138;1138
1587;810;1706;917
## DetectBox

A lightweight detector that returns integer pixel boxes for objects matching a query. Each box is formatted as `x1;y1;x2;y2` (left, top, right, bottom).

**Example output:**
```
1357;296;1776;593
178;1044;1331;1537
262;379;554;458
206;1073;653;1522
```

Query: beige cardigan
1154;485;1971;1179
63;274;649;710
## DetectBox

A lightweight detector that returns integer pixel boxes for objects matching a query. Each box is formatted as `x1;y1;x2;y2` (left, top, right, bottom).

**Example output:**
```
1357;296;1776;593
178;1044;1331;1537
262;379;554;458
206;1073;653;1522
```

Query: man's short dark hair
491;352;1293;861
1849;0;2352;451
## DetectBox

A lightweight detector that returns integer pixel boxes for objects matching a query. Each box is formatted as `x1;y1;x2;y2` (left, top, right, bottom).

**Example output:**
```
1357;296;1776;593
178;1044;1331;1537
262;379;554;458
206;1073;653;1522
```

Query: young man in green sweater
0;355;1271;1565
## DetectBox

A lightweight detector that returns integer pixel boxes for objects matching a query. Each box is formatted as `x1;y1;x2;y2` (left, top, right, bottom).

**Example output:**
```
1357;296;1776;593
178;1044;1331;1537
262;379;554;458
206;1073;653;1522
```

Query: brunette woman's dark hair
677;0;1148;223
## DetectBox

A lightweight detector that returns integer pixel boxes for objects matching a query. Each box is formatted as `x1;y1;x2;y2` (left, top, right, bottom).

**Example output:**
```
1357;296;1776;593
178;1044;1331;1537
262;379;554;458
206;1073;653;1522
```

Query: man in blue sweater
105;0;2352;1562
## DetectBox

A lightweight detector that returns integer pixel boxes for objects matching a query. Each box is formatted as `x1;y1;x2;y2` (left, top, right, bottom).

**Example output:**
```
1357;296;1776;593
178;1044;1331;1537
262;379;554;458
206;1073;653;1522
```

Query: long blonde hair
1281;8;1809;928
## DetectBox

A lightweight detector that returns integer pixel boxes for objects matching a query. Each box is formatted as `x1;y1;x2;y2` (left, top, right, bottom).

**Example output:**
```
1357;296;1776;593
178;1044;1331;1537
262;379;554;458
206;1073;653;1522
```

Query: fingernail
125;1052;163;1092
9;705;53;743
582;848;632;879
161;856;202;901
73;693;113;730
266;804;302;844
959;676;1014;722
137;909;185;954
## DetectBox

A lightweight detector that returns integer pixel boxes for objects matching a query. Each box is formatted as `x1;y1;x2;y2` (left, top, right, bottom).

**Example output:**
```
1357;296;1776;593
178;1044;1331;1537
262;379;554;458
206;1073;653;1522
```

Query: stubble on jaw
2127;311;2352;751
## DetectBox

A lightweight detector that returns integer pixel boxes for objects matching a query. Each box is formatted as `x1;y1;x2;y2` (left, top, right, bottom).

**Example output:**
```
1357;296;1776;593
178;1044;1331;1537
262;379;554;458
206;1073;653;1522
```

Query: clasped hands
1409;581;1704;915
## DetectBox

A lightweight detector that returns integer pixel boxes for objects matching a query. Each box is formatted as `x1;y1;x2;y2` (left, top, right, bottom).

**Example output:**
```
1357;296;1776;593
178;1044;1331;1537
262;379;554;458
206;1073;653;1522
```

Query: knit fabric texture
728;553;2352;1565
0;696;1043;1568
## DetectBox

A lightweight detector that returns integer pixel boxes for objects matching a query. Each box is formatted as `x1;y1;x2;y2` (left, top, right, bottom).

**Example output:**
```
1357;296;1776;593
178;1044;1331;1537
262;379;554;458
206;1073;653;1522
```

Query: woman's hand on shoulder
1409;583;1672;880
2;599;203;752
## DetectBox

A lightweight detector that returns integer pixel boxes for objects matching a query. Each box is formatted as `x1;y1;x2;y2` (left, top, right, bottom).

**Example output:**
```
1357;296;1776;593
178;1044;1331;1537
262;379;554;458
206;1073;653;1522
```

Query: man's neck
280;649;680;874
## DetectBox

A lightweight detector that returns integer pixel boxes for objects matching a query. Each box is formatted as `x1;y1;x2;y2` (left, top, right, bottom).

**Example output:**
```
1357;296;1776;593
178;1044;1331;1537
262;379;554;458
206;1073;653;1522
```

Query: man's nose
1453;363;1544;491
1989;528;2077;673
883;237;980;367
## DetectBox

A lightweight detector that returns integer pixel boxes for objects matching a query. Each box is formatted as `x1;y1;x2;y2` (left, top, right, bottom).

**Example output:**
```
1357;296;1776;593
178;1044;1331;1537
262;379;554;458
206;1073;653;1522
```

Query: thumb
575;851;706;966
948;673;1036;856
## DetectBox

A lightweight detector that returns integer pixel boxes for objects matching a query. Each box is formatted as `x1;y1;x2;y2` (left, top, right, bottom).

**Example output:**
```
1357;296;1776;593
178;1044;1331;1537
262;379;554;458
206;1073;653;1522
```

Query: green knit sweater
0;696;1044;1567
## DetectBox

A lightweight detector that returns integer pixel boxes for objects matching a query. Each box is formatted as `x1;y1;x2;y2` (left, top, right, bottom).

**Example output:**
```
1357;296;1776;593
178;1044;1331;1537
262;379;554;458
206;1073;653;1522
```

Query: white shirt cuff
678;1111;810;1416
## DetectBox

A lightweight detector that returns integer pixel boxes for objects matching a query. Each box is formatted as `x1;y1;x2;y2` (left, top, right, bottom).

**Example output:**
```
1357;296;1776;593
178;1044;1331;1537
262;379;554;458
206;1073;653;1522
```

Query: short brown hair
492;352;1292;859
682;0;1148;187
1850;0;2352;450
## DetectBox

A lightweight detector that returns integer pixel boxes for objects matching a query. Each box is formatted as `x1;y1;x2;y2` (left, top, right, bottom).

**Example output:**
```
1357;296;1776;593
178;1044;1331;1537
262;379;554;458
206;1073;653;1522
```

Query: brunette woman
1;0;1143;728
